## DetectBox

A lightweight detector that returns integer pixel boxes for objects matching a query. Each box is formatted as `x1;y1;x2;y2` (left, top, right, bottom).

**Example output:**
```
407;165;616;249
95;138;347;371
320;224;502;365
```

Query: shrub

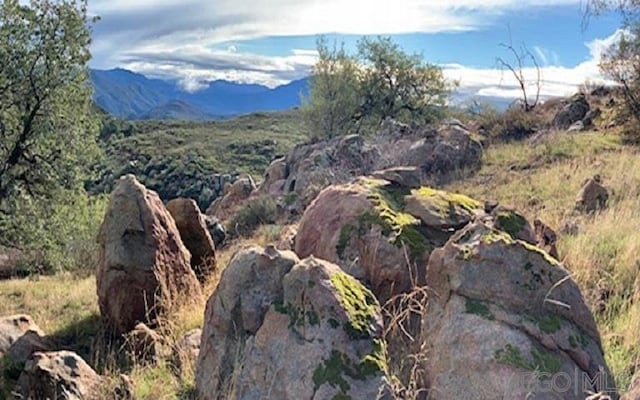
228;197;278;237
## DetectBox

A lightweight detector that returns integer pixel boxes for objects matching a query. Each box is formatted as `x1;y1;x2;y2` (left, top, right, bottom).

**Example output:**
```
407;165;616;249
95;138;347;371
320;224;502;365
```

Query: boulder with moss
422;221;617;399
295;178;483;302
196;246;390;400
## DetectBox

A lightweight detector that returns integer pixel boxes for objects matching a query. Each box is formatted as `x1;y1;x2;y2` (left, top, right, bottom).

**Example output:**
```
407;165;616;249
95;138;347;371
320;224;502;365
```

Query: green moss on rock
538;314;562;334
465;298;495;320
495;210;527;239
330;271;379;340
494;343;562;374
413;187;481;214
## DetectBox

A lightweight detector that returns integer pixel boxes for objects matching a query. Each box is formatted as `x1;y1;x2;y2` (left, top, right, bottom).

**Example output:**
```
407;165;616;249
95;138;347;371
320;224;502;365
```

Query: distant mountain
90;68;309;120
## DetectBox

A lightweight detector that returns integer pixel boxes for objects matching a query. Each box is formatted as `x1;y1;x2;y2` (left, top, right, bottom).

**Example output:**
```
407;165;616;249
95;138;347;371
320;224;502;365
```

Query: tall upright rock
167;197;217;282
96;175;201;333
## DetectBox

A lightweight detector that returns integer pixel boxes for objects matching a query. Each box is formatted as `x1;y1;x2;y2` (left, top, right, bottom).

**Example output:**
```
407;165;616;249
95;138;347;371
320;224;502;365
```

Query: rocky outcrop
423;221;617;399
204;215;226;247
196;246;389;400
16;351;102;400
576;175;609;213
554;92;590;130
402;120;483;177
167;197;217;282
295;178;483;302
205;175;256;221
96;175;202;334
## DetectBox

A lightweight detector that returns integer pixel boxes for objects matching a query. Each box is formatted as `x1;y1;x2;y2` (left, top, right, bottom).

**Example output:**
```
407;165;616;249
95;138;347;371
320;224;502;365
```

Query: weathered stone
0;246;25;279
554;92;590;130
295;178;482;302
204;215;226;247
96;175;201;334
534;218;559;260
125;323;164;365
167;197;217;282
196;246;299;397
16;351;102;400
196;249;390;400
423;222;617;399
491;207;537;244
206;175;257;221
371;166;424;188
0;315;51;383
576;175;609;213
171;329;201;377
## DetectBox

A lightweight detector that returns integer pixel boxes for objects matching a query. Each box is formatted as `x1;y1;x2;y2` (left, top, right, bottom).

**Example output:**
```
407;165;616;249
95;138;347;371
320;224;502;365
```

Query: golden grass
444;129;640;390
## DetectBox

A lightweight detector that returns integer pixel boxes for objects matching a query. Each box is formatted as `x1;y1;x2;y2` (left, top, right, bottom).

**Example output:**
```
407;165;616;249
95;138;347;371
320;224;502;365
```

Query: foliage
0;0;99;205
303;36;451;138
228;196;278;237
88;111;309;210
0;189;107;274
478;106;542;141
301;38;361;138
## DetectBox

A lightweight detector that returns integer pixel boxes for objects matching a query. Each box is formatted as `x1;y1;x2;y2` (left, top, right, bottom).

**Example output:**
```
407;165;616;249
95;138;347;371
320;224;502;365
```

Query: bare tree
496;39;542;112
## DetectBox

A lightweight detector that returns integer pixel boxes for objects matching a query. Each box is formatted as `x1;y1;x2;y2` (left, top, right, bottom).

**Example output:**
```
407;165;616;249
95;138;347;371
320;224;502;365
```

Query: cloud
444;29;625;102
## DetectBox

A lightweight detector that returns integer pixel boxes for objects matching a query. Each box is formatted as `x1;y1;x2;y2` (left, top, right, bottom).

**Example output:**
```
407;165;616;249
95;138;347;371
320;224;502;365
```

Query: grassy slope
3;127;640;396
444;130;640;389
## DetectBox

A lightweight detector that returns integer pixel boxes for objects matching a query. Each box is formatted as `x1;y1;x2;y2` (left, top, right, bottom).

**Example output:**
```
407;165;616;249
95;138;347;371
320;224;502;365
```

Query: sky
88;0;625;100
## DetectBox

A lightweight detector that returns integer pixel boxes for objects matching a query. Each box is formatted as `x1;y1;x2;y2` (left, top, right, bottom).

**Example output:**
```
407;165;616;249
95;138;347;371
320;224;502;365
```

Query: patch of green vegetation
495;210;527;239
359;181;430;259
465;298;495;320
520;241;561;267
330;271;379;340
336;225;355;259
413;187;481;214
482;230;514;245
313;343;386;395
568;333;589;350
328;318;340;329
275;302;319;328
228;196;278;237
538;314;562;334
283;192;298;206
494;343;562;374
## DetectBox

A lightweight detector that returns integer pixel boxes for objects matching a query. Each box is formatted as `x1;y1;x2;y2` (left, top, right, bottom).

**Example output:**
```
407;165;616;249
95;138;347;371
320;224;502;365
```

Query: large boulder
167;197;217;282
196;246;389;400
423;221;617;399
205;175;256;221
576;175;609;213
171;329;202;377
295;178;483;302
16;351;102;400
402;120;483;177
96;175;202;334
553;93;590;130
0;315;51;382
196;246;299;397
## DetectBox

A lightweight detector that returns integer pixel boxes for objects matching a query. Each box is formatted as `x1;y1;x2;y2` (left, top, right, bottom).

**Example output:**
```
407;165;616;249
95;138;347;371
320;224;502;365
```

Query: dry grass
444;129;640;390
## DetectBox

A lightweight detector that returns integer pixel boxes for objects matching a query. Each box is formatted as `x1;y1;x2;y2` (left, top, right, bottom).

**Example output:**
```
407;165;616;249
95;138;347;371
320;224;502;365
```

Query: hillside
90;68;310;120
89;110;310;210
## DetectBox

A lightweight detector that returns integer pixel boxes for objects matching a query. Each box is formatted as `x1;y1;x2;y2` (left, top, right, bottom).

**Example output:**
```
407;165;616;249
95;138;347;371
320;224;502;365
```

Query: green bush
0;190;107;274
479;107;541;142
228;197;278;237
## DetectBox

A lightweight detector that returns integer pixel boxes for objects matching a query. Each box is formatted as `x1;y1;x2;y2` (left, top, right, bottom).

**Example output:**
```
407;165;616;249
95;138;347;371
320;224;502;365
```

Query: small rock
125;323;164;365
576;175;609;213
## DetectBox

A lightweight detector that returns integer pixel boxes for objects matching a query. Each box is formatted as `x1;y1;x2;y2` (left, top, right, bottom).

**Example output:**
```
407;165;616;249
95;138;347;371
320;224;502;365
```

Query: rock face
204;215;226;247
16;351;102;400
402;121;483;177
554;93;590;130
423;222;617;399
295;178;483;302
167;197;217;282
576;175;609;213
96;175;202;334
196;246;389;400
205;175;256;220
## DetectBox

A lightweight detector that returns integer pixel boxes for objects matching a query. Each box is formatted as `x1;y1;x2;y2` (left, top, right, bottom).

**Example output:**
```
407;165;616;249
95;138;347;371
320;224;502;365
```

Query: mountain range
90;68;515;121
90;68;309;120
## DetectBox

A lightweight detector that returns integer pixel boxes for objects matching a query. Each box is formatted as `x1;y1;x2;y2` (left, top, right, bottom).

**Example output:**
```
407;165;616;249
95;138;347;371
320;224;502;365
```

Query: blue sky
88;0;624;99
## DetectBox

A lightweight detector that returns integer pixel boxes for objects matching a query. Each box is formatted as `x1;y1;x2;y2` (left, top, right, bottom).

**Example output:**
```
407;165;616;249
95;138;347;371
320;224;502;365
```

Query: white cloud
445;29;625;102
